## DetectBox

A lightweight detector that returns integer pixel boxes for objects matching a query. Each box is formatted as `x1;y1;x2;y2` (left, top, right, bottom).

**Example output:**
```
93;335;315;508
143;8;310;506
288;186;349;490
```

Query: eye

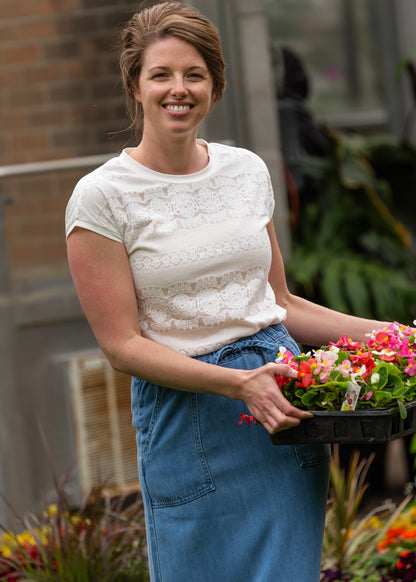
187;73;205;81
153;72;170;80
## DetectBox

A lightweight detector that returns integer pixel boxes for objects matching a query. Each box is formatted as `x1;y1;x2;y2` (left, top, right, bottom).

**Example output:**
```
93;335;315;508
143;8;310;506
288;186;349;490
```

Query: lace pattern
137;266;272;333
65;142;287;356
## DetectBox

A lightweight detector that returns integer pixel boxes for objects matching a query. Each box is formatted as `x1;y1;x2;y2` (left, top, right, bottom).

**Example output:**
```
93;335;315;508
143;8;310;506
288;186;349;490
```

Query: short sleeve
65;174;123;242
265;170;276;221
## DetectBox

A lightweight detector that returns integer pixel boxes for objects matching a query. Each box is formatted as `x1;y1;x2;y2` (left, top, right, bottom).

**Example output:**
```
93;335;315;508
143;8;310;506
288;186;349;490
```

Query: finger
262;413;301;435
261;399;314;434
266;362;298;379
273;388;313;420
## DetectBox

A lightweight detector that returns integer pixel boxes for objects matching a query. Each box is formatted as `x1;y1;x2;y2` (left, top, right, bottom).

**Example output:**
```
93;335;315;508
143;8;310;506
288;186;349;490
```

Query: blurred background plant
321;445;416;582
286;125;416;325
0;475;149;582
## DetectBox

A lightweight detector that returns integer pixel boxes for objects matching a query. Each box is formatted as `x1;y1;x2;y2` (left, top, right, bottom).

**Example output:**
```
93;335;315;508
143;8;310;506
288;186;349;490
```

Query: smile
164;104;192;112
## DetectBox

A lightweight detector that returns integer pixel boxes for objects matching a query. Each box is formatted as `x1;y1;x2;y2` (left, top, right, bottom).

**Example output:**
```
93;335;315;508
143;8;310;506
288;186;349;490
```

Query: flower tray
270;401;416;445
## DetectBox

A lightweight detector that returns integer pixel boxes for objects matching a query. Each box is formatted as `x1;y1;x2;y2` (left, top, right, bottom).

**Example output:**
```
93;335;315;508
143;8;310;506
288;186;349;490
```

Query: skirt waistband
195;323;300;366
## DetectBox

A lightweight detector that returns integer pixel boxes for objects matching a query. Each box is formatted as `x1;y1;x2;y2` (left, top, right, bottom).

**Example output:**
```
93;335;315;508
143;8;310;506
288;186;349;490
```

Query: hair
120;1;226;136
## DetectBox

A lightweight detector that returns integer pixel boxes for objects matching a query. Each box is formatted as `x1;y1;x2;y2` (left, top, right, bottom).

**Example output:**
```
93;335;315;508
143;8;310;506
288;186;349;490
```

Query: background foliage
286;126;416;325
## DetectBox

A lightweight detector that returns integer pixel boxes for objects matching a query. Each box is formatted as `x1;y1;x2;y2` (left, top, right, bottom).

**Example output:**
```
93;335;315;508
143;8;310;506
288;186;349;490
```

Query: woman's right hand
238;362;313;435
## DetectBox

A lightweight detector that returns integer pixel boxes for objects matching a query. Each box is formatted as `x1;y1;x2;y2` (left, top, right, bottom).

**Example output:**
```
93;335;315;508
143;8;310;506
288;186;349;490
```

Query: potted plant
240;321;416;444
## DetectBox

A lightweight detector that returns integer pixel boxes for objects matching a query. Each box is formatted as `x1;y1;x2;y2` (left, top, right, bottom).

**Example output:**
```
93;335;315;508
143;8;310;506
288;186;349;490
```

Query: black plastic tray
270;401;416;445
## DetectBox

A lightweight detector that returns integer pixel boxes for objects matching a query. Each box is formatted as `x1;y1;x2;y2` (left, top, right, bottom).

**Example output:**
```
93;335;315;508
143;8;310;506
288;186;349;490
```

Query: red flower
296;359;316;388
374;330;391;347
379;351;397;362
350;351;375;377
275;374;292;388
239;413;258;426
275;361;299;388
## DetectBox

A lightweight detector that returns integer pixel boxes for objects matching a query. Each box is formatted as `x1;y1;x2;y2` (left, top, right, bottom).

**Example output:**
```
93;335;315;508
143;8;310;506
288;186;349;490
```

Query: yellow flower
16;531;36;546
0;544;12;557
365;516;383;529
0;532;16;546
43;504;58;518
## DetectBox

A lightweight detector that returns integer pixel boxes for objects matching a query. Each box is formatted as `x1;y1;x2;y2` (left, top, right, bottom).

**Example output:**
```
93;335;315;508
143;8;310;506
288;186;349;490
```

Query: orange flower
401;528;416;540
377;525;407;551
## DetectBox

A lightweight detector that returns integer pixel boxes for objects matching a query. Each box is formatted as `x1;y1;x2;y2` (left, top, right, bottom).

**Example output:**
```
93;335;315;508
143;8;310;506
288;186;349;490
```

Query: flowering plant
0;489;149;582
275;322;416;418
320;446;416;582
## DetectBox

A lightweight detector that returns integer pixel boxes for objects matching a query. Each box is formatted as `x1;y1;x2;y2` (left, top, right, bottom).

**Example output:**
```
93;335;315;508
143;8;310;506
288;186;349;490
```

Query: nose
170;75;188;98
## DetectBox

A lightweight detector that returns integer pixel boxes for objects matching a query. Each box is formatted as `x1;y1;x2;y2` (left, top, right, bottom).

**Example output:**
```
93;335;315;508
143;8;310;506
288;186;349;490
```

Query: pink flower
336;359;352;378
405;359;416;377
330;335;362;351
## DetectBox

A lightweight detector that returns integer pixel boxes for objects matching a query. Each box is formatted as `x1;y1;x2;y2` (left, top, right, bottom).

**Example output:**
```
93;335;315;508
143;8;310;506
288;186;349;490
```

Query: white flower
372;348;396;358
351;365;366;380
371;372;380;385
276;347;289;363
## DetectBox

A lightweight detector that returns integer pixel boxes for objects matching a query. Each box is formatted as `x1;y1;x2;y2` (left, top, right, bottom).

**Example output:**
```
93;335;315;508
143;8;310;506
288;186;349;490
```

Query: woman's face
134;36;214;140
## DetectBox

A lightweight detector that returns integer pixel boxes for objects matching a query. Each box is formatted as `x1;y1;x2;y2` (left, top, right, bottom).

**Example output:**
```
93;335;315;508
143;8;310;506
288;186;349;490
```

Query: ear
134;87;142;103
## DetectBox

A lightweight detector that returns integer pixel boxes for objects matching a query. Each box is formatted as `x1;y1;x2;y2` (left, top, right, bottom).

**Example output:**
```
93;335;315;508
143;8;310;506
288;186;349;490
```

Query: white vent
64;351;140;498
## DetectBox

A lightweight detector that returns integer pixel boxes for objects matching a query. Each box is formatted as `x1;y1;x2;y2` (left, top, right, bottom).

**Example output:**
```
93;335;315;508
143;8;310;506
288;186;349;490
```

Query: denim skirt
131;323;331;582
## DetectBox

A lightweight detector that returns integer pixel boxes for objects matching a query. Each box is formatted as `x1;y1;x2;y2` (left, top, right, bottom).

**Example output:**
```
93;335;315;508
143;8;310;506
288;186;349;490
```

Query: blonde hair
120;1;226;137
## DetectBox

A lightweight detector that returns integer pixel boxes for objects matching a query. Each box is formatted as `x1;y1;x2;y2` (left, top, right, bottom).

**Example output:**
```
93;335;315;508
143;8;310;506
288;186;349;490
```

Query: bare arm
266;221;389;346
67;228;312;434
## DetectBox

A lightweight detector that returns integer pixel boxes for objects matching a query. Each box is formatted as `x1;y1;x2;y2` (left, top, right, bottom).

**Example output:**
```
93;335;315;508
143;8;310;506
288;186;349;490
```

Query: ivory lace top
65;141;287;356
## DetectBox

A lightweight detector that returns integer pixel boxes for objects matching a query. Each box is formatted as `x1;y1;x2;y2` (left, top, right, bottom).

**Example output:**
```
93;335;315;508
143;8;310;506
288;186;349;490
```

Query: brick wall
0;0;152;272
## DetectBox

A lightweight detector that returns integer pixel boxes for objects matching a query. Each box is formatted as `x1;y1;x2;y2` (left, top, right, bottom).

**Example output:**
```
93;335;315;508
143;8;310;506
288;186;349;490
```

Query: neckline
122;139;212;182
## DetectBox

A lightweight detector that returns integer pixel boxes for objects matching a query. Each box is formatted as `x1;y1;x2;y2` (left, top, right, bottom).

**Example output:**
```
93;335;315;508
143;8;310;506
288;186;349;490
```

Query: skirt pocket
133;380;215;508
294;443;331;468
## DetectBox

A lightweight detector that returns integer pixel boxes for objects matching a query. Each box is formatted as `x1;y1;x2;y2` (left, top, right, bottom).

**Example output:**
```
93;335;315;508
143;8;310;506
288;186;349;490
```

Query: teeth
166;105;191;111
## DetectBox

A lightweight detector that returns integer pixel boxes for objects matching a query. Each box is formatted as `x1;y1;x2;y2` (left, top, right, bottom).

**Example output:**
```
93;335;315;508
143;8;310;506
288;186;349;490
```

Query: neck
132;133;208;175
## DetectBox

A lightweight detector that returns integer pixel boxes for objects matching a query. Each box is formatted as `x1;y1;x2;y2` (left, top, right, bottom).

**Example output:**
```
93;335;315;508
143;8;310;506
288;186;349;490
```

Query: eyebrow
147;65;209;73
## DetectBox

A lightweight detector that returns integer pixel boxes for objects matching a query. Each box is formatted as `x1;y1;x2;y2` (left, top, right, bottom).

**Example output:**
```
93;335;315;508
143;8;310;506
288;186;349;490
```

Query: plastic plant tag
341;378;361;411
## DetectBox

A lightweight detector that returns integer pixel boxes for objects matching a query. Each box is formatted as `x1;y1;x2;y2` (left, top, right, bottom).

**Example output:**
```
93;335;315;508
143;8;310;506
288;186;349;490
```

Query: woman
65;3;388;581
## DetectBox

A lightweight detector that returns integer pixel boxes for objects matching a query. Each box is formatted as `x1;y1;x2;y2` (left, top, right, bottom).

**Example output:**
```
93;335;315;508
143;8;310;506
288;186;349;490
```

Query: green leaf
398;399;408;419
373;390;393;407
392;384;408;399
301;390;320;406
385;374;403;394
371;365;388;389
409;433;416;454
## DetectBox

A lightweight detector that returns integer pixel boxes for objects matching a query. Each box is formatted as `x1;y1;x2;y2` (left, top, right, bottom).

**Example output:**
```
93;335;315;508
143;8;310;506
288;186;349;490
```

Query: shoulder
66;152;137;239
207;142;269;173
72;152;132;197
68;151;149;215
